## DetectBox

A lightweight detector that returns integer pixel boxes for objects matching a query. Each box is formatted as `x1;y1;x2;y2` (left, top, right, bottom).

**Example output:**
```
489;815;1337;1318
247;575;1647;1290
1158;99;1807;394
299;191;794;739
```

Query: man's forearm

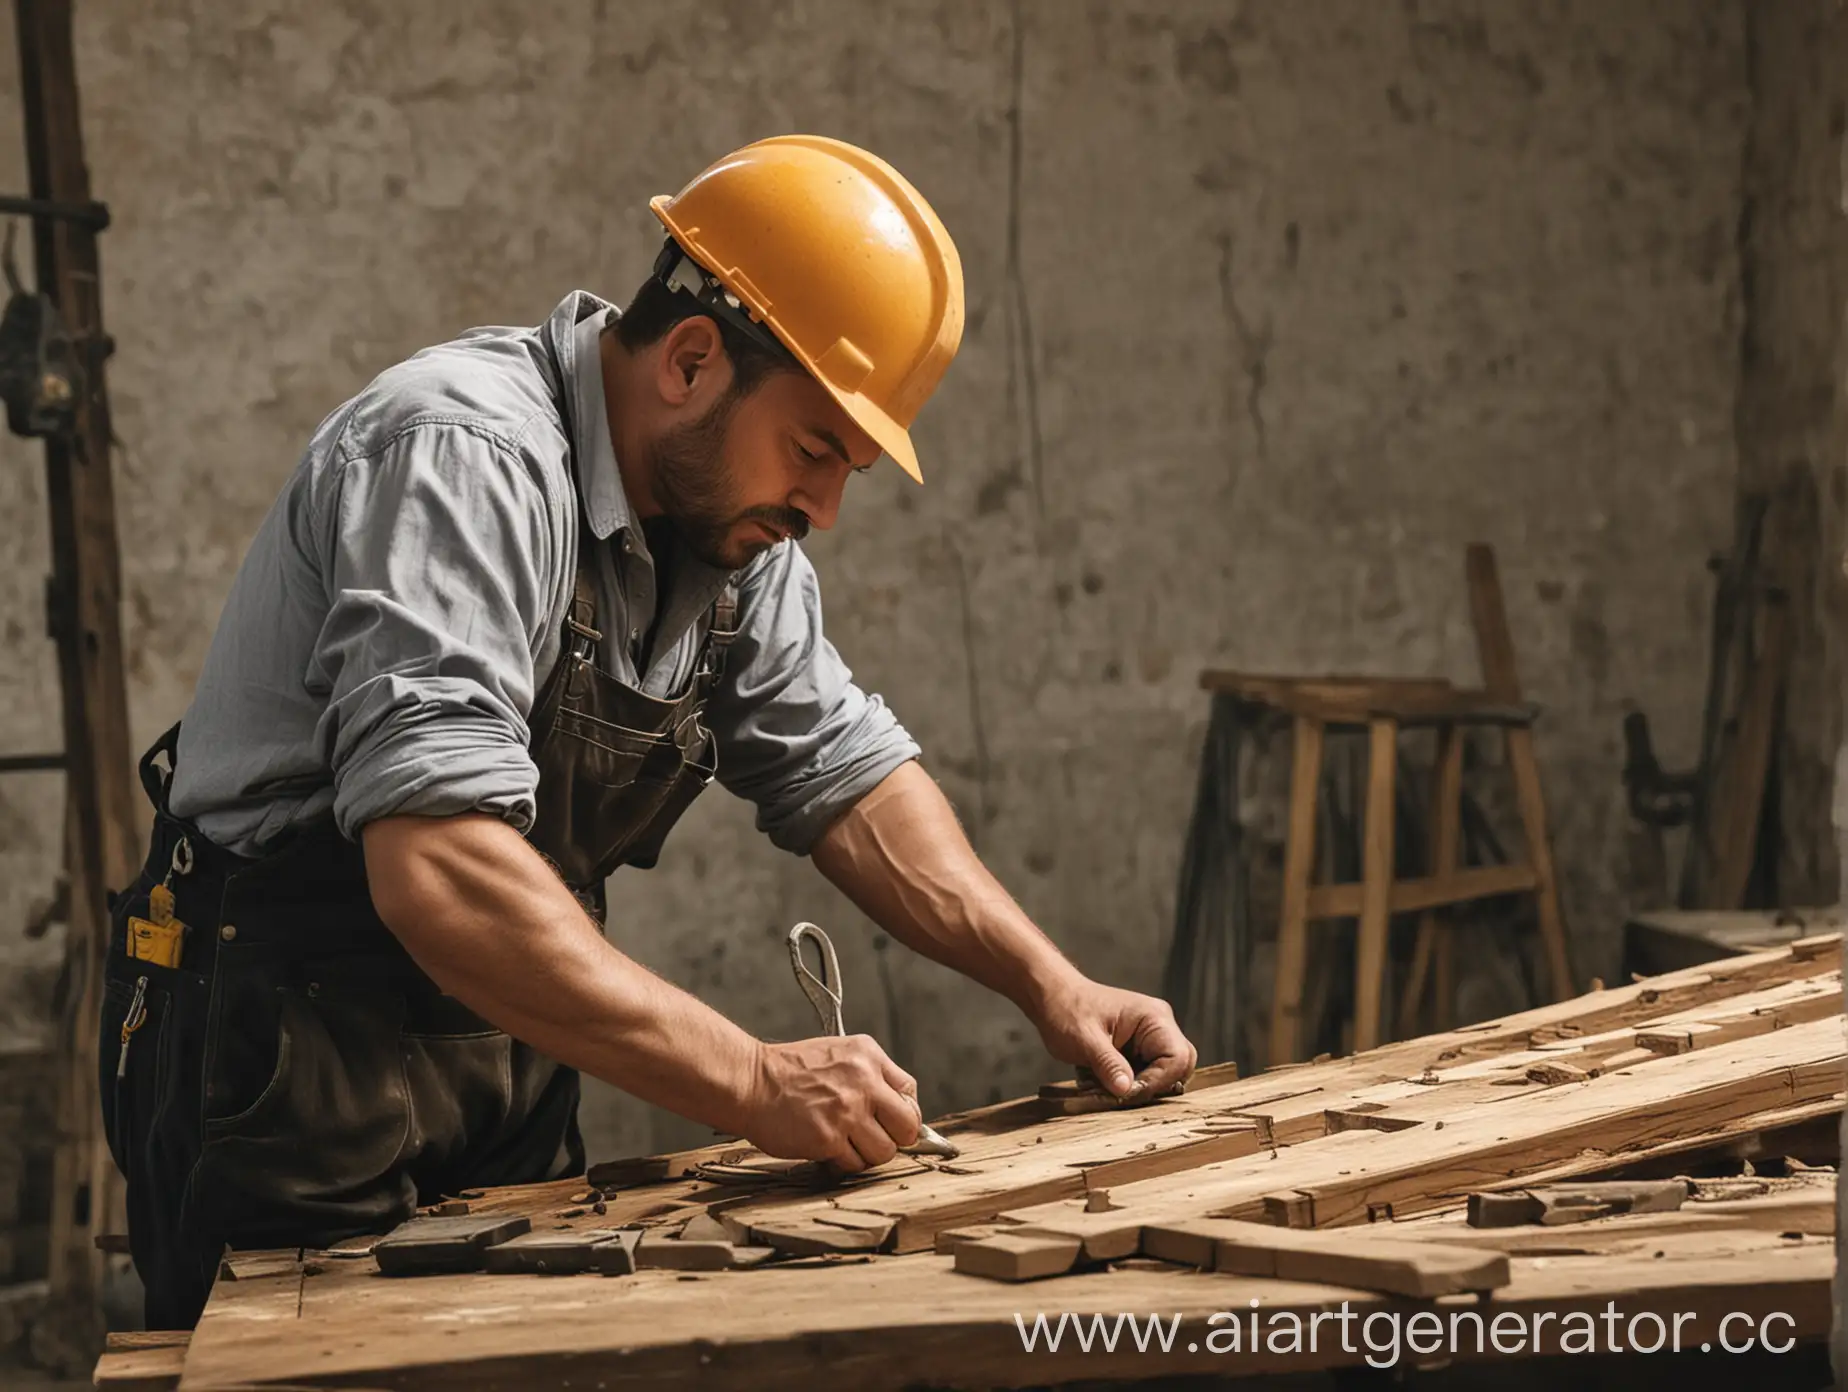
810;761;1085;1015
363;812;763;1135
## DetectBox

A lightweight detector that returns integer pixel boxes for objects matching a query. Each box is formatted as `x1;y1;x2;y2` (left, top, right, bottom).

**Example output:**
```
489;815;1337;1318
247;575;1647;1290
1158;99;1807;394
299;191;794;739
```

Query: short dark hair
616;272;796;398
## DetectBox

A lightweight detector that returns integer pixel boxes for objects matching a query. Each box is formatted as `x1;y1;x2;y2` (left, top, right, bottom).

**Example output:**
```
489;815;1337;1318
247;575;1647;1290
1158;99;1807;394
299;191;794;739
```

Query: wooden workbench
165;1222;1828;1389
113;935;1845;1389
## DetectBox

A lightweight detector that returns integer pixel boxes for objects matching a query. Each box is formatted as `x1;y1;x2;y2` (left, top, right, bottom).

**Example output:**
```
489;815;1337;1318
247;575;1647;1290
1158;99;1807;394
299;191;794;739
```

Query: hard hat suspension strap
651;238;798;368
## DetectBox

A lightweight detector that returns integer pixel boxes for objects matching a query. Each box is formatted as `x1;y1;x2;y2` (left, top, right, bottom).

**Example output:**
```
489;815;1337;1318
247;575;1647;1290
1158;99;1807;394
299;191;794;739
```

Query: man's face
648;363;883;571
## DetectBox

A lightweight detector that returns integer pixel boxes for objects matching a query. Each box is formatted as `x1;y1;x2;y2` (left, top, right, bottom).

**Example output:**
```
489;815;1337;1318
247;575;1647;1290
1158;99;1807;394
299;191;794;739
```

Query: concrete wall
0;0;1751;1159
1736;0;1847;910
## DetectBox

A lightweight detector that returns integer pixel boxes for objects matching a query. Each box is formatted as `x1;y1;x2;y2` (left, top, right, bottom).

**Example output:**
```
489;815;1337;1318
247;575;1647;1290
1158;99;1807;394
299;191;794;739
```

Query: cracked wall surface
0;0;1752;1158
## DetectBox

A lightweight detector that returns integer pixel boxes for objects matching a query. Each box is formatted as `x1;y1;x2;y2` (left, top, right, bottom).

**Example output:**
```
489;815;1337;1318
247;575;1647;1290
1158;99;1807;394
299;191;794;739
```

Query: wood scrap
952;1231;1082;1282
1525;1061;1589;1085
1467;1179;1688;1227
634;1235;775;1270
749;1211;895;1257
1140;1216;1510;1297
678;1212;732;1244
481;1228;638;1275
372;1214;531;1276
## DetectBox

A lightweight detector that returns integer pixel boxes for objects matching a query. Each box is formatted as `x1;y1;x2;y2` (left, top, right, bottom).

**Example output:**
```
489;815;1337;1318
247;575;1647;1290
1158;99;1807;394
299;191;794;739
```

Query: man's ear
655;315;731;408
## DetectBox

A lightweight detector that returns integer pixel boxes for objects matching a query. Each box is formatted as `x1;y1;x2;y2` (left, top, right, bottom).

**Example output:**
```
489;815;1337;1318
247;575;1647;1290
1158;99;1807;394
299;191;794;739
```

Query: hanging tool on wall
0;219;82;438
785;921;960;1160
1621;493;1789;909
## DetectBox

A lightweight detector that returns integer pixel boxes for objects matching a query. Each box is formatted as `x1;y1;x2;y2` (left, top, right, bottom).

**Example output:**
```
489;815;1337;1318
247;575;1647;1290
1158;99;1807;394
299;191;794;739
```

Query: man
101;136;1195;1328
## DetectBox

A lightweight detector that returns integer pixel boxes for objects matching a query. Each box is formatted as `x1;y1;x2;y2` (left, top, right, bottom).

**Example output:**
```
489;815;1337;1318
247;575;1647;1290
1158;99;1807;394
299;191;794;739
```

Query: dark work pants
100;804;584;1330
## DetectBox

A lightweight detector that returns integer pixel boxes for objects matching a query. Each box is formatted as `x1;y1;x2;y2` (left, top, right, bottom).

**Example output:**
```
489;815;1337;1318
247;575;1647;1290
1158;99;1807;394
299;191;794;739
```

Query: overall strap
528;492;603;754
565;484;603;662
565;566;601;663
705;584;741;685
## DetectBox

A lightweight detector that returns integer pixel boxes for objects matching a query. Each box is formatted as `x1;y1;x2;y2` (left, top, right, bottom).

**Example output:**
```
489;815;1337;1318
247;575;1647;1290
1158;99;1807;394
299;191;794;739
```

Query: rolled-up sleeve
709;542;919;853
311;422;556;839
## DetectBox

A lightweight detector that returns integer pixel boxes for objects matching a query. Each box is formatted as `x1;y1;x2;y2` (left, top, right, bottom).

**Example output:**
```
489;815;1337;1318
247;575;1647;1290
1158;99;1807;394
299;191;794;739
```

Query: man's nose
790;465;850;532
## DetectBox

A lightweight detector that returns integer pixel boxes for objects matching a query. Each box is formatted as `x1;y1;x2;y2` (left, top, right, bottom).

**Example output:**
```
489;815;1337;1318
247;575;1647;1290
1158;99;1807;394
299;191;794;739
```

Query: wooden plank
996;1017;1844;1239
1791;931;1843;961
953;1231;1082;1282
1396;1188;1834;1252
1267;1026;1843;1228
1701;598;1791;909
1140;1217;1510;1297
1308;863;1540;921
1352;717;1397;1054
1467;543;1574;1003
1430;942;1835;1063
1262;1024;1845;1228
1269;715;1324;1064
18;0;141;1369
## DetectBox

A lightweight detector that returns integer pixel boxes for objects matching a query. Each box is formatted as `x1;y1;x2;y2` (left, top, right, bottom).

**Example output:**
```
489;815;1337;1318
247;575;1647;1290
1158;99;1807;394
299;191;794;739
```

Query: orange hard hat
650;135;964;483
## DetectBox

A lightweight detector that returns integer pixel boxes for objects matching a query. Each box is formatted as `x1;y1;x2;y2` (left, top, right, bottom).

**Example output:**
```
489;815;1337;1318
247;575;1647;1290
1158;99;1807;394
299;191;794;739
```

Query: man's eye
797;443;823;462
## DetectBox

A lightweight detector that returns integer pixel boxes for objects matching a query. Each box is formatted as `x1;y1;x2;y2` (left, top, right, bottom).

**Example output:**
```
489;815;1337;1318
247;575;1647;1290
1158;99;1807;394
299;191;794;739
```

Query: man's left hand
1030;978;1198;1100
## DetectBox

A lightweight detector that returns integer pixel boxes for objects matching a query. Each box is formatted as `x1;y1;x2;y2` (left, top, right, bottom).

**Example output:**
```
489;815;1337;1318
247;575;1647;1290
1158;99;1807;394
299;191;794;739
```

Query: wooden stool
1202;546;1575;1063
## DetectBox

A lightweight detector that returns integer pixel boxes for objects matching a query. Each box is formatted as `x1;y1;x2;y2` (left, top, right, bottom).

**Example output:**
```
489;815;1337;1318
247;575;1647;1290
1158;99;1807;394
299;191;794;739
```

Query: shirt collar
546;290;632;542
542;290;740;634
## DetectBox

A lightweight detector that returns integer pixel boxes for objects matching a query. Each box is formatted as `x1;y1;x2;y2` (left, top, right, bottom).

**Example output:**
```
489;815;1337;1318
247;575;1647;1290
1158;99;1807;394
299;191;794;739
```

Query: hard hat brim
832;390;923;485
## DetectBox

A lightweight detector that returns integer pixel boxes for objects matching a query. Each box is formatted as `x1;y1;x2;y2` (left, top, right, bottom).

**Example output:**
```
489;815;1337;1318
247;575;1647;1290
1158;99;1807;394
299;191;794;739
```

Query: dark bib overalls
99;526;736;1329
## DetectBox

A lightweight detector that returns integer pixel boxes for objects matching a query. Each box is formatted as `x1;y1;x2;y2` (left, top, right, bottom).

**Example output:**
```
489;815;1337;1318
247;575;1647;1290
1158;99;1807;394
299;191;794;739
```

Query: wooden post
17;0;140;1369
1466;544;1574;1003
1267;716;1324;1066
1700;596;1791;909
1351;717;1399;1052
1399;723;1464;1036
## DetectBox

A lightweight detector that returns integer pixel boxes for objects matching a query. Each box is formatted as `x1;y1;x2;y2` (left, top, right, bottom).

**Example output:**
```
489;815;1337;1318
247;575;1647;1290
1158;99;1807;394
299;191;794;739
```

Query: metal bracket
0;192;109;230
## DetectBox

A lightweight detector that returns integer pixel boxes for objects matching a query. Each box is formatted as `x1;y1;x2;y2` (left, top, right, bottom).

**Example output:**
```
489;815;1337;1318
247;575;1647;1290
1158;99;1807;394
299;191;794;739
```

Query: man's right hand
740;1035;923;1172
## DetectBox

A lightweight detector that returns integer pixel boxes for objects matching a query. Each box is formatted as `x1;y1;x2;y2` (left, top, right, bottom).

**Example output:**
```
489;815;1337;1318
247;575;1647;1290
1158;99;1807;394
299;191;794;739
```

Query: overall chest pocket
551;707;690;789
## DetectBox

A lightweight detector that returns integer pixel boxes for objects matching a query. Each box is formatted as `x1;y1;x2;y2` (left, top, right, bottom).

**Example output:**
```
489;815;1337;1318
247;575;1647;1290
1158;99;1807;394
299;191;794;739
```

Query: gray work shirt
169;291;918;858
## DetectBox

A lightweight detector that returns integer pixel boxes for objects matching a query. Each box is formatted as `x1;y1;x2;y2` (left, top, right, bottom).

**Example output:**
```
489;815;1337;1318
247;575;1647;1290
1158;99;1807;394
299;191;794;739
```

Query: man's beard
648;391;811;570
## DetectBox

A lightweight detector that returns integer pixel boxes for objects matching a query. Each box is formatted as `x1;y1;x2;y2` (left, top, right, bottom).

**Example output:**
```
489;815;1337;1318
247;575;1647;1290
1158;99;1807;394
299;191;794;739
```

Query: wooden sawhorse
1204;546;1575;1064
